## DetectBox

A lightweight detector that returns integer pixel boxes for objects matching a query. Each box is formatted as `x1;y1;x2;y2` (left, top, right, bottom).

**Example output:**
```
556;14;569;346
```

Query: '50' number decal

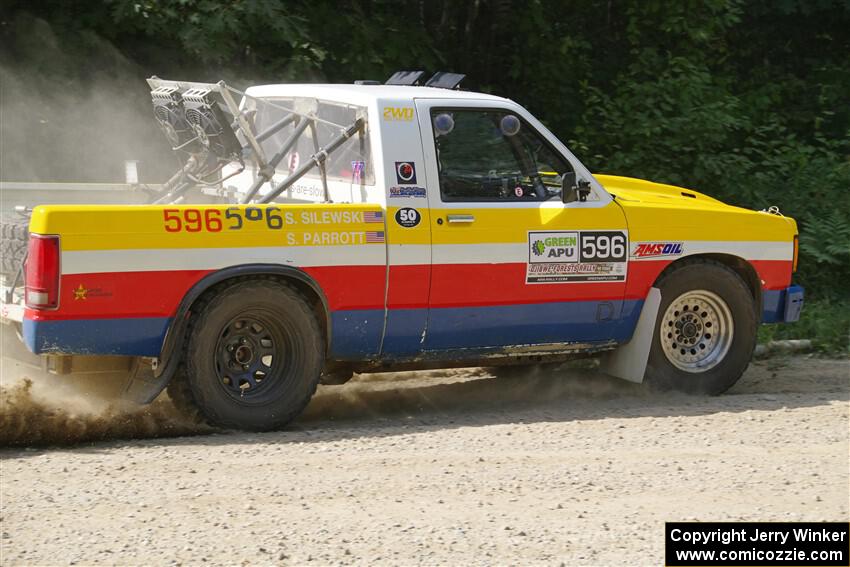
163;207;284;233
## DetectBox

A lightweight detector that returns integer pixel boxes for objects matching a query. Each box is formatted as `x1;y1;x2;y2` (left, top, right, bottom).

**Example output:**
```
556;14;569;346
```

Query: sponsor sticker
395;161;417;184
631;242;684;259
74;284;87;300
287;182;324;199
73;283;112;300
394;207;421;228
287;151;300;174
388;185;426;198
351;160;365;184
530;231;579;262
383;107;414;121
74;284;89;301
527;230;628;283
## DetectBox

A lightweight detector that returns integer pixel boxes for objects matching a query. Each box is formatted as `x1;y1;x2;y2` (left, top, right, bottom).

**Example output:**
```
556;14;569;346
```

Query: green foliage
800;209;850;267
759;299;850;354
107;0;320;78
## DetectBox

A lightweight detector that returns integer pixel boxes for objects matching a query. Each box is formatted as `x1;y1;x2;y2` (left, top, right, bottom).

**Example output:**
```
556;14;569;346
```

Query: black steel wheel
214;312;291;401
179;279;324;431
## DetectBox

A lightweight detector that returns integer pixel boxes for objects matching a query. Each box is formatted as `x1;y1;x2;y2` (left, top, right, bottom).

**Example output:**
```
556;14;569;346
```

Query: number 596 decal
579;231;627;262
163;207;284;233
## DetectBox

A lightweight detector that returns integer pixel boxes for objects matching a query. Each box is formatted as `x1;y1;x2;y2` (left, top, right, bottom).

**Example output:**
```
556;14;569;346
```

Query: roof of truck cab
244;83;511;106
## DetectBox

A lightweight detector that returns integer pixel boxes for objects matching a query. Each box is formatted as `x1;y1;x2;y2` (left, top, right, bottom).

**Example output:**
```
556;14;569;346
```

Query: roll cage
147;77;365;205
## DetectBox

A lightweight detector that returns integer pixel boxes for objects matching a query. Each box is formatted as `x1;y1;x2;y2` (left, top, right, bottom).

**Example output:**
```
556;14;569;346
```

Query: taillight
792;235;799;273
25;234;61;309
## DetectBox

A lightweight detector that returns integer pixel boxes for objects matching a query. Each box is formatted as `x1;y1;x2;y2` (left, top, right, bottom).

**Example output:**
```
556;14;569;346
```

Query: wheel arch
655;253;762;309
154;264;331;383
601;253;761;388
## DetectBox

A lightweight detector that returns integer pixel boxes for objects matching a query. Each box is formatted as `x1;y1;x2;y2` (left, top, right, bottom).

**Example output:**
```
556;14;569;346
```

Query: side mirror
561;172;591;203
561;172;577;203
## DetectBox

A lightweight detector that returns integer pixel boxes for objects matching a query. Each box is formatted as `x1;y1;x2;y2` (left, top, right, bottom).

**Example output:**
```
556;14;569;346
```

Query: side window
430;109;571;202
254;98;374;185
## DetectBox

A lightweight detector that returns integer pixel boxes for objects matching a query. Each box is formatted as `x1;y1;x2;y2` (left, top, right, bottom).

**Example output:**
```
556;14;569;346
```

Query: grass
758;298;850;355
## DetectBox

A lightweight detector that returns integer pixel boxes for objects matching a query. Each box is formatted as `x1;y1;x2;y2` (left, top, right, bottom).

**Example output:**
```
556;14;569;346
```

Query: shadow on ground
1;356;847;451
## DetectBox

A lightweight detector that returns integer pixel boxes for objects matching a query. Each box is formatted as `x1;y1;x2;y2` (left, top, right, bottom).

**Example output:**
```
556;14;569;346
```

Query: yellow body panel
29;204;386;251
28;175;798;253
596;175;798;242
427;202;627;245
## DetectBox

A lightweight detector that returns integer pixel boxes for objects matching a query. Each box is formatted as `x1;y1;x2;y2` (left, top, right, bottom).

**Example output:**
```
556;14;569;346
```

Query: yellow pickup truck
1;74;803;431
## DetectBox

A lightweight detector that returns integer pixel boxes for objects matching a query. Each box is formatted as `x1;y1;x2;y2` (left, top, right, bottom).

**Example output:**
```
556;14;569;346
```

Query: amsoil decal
631;242;684;259
527;230;628;283
395;161;417;184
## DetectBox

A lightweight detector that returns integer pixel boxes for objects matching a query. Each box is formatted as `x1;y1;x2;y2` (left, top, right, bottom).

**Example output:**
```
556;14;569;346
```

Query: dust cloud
0;13;219;447
0;12;290;186
0;359;644;448
0;12;176;184
0;377;213;448
0;324;212;447
302;363;646;423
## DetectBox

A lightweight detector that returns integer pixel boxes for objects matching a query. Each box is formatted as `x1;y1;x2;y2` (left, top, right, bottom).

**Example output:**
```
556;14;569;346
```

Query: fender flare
124;264;330;404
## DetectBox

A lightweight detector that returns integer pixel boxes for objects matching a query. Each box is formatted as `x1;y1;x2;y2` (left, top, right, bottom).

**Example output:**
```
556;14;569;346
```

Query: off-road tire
645;259;757;394
0;216;29;276
166;369;202;423
177;279;324;430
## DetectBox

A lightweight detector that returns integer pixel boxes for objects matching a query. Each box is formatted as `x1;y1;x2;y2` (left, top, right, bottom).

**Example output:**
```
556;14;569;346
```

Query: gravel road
1;356;848;566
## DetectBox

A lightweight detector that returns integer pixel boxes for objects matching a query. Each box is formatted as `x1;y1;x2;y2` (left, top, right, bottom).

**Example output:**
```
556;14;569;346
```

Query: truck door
376;99;432;358
415;99;633;353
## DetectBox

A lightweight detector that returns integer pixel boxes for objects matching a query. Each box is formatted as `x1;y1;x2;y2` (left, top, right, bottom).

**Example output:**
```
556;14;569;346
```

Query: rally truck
0;72;804;430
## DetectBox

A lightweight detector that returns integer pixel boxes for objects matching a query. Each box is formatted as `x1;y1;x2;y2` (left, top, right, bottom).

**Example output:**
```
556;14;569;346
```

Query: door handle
447;214;475;224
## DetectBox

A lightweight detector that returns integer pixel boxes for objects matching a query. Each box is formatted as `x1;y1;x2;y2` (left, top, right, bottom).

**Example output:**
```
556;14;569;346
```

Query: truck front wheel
176;280;324;431
645;259;757;394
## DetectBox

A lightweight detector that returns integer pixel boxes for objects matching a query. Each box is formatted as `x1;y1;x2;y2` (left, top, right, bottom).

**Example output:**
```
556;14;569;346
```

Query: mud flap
121;358;169;404
599;287;661;383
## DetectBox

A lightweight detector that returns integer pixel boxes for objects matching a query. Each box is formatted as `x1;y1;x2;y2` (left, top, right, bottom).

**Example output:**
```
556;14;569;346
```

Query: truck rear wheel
178;280;324;431
645;259;757;394
0;215;29;277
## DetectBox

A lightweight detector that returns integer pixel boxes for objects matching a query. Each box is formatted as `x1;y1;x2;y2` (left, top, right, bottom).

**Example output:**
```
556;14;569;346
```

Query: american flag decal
364;211;384;223
365;231;385;243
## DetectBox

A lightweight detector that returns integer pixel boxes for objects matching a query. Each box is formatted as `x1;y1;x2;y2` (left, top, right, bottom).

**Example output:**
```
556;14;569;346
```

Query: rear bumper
762;284;804;323
22;317;170;356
